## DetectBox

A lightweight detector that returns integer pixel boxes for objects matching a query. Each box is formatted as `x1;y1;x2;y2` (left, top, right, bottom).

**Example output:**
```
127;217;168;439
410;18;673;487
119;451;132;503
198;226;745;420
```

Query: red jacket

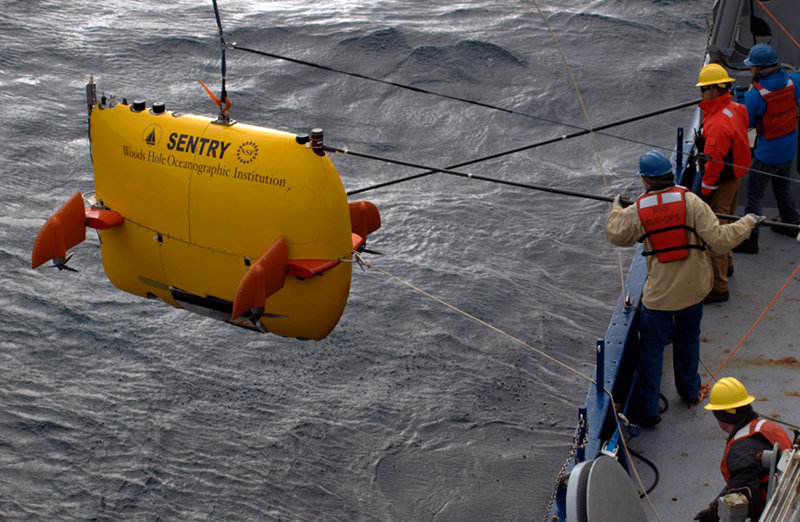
721;418;792;482
697;93;751;196
721;417;792;514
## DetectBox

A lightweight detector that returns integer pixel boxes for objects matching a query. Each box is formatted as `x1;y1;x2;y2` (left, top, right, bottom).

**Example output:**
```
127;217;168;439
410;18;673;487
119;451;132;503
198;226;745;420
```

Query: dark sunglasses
700;86;711;93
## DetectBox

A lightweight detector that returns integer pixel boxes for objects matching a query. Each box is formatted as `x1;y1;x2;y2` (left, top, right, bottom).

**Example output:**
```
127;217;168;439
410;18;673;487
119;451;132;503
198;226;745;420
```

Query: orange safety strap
699;260;800;400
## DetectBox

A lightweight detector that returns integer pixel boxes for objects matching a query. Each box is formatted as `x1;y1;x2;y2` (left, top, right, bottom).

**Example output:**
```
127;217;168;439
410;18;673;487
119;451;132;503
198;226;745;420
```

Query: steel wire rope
329;147;800;232
697;260;800;400
530;1;658;519
231;43;678;148
353;255;644;522
230;42;759;174
343;98;699;196
211;0;231;121
229;40;797;188
225;28;798;187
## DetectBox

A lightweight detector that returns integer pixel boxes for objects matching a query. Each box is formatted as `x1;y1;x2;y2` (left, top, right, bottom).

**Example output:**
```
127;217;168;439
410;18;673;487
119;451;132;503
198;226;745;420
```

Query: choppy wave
1;1;708;519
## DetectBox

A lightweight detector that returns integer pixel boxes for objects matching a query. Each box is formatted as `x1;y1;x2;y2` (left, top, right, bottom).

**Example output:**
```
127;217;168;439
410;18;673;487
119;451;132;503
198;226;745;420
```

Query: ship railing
760;444;800;521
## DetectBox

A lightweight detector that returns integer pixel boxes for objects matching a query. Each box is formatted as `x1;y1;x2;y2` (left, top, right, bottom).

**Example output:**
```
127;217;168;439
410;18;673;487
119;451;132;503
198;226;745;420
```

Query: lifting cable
754;0;800;51
210;0;232;122
529;1;657;518
354;255;640;521
336;143;800;232
698;261;800;400
353;255;634;505
227;33;797;188
232;43;678;150
344;99;699;196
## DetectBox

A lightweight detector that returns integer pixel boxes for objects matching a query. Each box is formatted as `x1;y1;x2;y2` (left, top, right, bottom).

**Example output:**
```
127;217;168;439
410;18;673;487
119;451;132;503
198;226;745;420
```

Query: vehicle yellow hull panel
89;104;353;340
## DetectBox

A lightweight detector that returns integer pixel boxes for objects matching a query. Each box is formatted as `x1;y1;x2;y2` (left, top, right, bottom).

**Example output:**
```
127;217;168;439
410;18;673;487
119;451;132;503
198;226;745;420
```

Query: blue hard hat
636;150;673;177
744;43;779;66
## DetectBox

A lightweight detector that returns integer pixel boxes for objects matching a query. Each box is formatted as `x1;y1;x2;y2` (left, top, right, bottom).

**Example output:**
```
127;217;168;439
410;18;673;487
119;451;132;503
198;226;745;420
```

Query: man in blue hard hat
607;151;761;427
734;43;800;253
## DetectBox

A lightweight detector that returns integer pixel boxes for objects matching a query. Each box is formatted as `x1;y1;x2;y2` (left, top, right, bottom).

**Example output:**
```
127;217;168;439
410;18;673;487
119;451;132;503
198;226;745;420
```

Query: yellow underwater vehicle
32;78;381;340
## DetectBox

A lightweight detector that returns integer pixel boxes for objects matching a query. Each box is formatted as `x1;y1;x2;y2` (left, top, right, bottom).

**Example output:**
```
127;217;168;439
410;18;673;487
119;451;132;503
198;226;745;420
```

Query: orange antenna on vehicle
197;77;220;105
197;77;232;119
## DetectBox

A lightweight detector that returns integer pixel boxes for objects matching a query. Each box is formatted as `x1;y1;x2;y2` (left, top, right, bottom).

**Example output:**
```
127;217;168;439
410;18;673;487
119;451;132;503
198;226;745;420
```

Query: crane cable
226;37;798;186
698;261;800;400
530;0;629;307
530;1;658;519
353;255;640;521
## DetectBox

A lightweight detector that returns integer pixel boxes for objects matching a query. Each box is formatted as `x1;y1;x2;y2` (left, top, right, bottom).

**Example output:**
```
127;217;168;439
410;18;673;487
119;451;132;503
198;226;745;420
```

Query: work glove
743;213;766;227
612;194;623;208
700;191;713;204
692;499;719;522
731;85;747;103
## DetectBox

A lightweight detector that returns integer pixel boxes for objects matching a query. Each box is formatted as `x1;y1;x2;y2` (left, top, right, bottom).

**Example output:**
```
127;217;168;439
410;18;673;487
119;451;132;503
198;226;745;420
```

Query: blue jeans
744;158;800;236
637;302;703;417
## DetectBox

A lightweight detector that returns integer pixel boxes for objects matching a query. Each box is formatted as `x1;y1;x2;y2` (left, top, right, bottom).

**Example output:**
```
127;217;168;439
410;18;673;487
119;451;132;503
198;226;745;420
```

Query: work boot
704;290;729;304
637;415;661;428
770;219;800;237
682;394;702;408
732;237;758;253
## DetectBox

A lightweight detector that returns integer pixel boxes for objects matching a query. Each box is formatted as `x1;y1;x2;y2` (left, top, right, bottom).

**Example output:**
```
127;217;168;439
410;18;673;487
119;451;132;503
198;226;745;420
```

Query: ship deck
630;219;800;520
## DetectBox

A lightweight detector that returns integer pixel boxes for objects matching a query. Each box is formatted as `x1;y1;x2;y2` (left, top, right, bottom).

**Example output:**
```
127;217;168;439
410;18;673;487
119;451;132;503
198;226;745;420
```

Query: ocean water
1;1;709;519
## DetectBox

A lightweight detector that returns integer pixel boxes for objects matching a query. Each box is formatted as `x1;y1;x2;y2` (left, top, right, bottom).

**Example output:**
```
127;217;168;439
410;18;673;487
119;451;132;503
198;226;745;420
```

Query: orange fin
32;192;87;269
231;237;288;320
351;233;365;251
348;200;381;241
287;259;340;278
85;207;124;230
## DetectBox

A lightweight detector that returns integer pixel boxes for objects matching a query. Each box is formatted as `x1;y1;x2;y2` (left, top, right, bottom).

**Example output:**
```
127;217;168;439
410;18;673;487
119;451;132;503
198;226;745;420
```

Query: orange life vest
754;78;798;140
636;186;703;262
720;418;792;502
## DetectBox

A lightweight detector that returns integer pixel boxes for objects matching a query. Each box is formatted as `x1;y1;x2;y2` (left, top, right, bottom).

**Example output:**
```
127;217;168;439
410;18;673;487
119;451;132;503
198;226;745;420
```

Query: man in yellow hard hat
693;377;792;521
694;63;751;304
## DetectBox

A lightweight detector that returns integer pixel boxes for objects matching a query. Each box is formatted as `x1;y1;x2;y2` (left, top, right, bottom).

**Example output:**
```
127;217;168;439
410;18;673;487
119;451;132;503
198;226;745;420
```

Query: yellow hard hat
696;63;736;87
704;377;755;411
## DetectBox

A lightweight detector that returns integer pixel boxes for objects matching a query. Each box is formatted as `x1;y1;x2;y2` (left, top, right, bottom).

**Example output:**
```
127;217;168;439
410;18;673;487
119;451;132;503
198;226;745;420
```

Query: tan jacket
606;188;754;310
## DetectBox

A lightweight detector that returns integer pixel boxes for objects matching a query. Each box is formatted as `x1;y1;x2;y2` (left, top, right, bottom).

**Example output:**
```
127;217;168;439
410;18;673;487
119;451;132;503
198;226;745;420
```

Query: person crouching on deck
606;150;760;428
692;377;793;522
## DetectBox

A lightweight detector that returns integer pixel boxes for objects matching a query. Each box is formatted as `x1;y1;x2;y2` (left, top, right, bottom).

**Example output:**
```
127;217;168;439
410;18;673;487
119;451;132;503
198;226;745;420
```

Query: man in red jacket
694;64;752;304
